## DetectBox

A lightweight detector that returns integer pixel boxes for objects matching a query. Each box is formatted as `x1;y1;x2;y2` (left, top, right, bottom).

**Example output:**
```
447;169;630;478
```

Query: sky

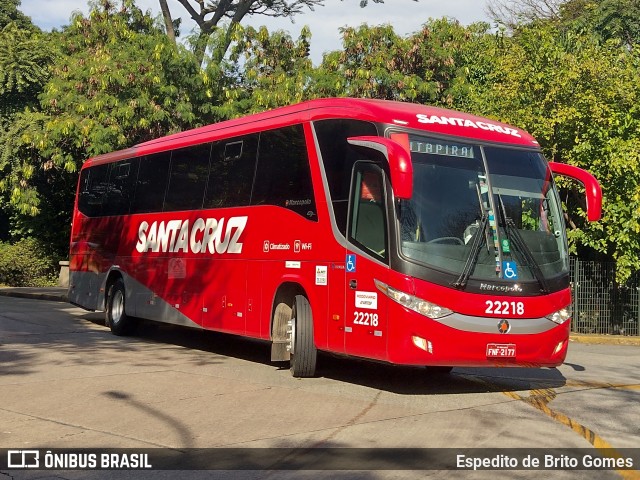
20;0;493;64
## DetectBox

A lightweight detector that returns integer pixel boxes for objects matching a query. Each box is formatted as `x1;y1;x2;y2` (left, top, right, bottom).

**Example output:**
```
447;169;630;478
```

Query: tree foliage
214;24;313;115
485;0;564;28
560;0;640;48
467;24;640;281
0;0;36;31
487;0;640;48
312;19;493;108
0;23;54;128
171;0;323;66
0;0;206;255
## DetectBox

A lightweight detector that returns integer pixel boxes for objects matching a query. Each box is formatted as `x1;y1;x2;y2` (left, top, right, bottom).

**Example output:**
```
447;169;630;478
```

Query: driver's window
348;164;388;261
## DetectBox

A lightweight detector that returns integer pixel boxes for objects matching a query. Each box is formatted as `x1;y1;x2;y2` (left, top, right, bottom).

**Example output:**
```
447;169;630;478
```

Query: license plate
486;343;516;358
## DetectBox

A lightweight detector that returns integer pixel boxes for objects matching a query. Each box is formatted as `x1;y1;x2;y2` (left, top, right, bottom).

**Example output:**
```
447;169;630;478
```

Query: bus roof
84;98;539;167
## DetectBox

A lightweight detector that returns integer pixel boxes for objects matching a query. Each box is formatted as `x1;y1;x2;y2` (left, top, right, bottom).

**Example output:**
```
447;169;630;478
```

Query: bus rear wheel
289;295;317;378
105;279;137;336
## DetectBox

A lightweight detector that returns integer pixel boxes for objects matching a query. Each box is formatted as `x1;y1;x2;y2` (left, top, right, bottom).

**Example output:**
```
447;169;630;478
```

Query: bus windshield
398;135;568;286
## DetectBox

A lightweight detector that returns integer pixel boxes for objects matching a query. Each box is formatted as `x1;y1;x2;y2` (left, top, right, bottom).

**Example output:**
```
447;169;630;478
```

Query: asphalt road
0;295;638;479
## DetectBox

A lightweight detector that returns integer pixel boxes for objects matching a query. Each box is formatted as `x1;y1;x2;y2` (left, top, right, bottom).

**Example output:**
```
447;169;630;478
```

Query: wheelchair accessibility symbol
346;254;357;273
502;261;518;280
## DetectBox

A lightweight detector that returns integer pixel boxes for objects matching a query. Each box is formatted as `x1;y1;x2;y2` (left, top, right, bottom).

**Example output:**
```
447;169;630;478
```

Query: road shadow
1;296;567;395
314;354;567;395
124;319;568;396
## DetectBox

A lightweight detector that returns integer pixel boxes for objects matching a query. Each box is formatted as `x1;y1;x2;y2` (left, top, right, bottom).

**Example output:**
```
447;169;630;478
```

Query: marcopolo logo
479;283;523;293
136;216;247;255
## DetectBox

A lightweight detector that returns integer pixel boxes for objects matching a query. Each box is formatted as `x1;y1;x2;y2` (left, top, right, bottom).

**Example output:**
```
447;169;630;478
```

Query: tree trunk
159;0;176;43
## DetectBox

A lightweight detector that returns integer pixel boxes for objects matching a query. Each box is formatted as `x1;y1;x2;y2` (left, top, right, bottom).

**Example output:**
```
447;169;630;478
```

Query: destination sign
409;139;475;159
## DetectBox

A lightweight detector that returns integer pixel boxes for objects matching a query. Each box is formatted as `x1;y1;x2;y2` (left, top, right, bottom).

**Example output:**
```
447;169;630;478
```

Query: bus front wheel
105;279;137;336
289;295;317;378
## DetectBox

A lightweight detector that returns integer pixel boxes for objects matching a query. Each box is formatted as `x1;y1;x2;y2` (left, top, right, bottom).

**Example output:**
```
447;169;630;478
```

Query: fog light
553;340;567;355
412;336;433;354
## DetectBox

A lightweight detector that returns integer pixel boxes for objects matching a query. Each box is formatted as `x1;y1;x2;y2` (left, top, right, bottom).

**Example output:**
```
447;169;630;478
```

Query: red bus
69;98;602;377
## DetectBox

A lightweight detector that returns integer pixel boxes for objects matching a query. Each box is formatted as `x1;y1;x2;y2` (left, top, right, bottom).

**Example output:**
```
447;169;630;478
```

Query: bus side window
164;143;212;212
252;125;317;220
314;119;378;235
78;163;110;217
131;152;172;214
348;164;388;261
102;159;138;217
204;134;258;209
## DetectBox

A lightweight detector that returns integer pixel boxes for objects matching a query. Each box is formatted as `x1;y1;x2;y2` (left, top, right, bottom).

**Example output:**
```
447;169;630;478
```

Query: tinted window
164;143;212;212
252;125;316;220
314;119;378;234
349;164;387;261
78;163;110;217
204;135;258;209
131;152;172;214
102;159;139;217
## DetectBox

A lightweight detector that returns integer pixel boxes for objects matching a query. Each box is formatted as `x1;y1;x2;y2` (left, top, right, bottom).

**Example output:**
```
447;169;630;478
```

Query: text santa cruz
135;216;247;254
416;114;522;138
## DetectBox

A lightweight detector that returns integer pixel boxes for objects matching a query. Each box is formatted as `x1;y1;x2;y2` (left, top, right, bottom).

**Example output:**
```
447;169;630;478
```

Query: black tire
290;295;317;377
105;279;137;336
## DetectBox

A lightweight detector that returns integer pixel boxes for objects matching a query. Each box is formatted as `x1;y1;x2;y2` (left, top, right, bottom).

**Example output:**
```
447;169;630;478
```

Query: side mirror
347;136;413;199
549;162;602;222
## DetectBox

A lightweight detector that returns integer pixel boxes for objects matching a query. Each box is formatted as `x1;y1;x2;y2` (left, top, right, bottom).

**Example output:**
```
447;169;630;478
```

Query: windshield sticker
503;261;518;280
501;239;511;253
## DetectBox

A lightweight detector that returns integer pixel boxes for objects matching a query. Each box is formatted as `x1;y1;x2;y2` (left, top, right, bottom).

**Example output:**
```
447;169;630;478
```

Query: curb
1;287;639;346
0;287;68;303
569;333;640;347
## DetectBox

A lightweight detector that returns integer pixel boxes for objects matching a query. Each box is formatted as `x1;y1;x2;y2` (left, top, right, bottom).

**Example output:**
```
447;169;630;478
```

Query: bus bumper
386;309;570;368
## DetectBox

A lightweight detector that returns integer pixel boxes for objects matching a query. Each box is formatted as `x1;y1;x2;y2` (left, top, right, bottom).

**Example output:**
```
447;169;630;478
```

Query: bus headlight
545;305;572;325
375;280;453;319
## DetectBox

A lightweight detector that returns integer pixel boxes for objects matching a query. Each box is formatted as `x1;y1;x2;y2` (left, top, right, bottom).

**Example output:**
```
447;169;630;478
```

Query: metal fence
570;257;640;336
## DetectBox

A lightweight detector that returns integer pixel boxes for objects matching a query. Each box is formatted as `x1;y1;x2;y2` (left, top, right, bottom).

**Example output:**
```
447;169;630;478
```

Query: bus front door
344;163;390;361
345;254;388;361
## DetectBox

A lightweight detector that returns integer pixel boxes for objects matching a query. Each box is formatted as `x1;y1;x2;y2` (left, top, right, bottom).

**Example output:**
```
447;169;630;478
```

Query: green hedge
0;238;59;287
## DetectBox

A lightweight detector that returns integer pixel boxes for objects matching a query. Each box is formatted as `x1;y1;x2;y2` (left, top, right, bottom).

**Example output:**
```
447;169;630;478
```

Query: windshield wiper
496;196;550;294
452;213;488;290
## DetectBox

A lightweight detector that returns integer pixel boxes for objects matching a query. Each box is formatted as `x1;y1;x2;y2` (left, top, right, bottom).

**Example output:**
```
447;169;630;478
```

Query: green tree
214;24;314;116
1;0;206;256
169;0;323;66
487;0;640;48
311;19;493;108
0;0;36;31
467;24;640;280
0;2;54;242
0;23;54;129
166;0;416;67
560;0;640;49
